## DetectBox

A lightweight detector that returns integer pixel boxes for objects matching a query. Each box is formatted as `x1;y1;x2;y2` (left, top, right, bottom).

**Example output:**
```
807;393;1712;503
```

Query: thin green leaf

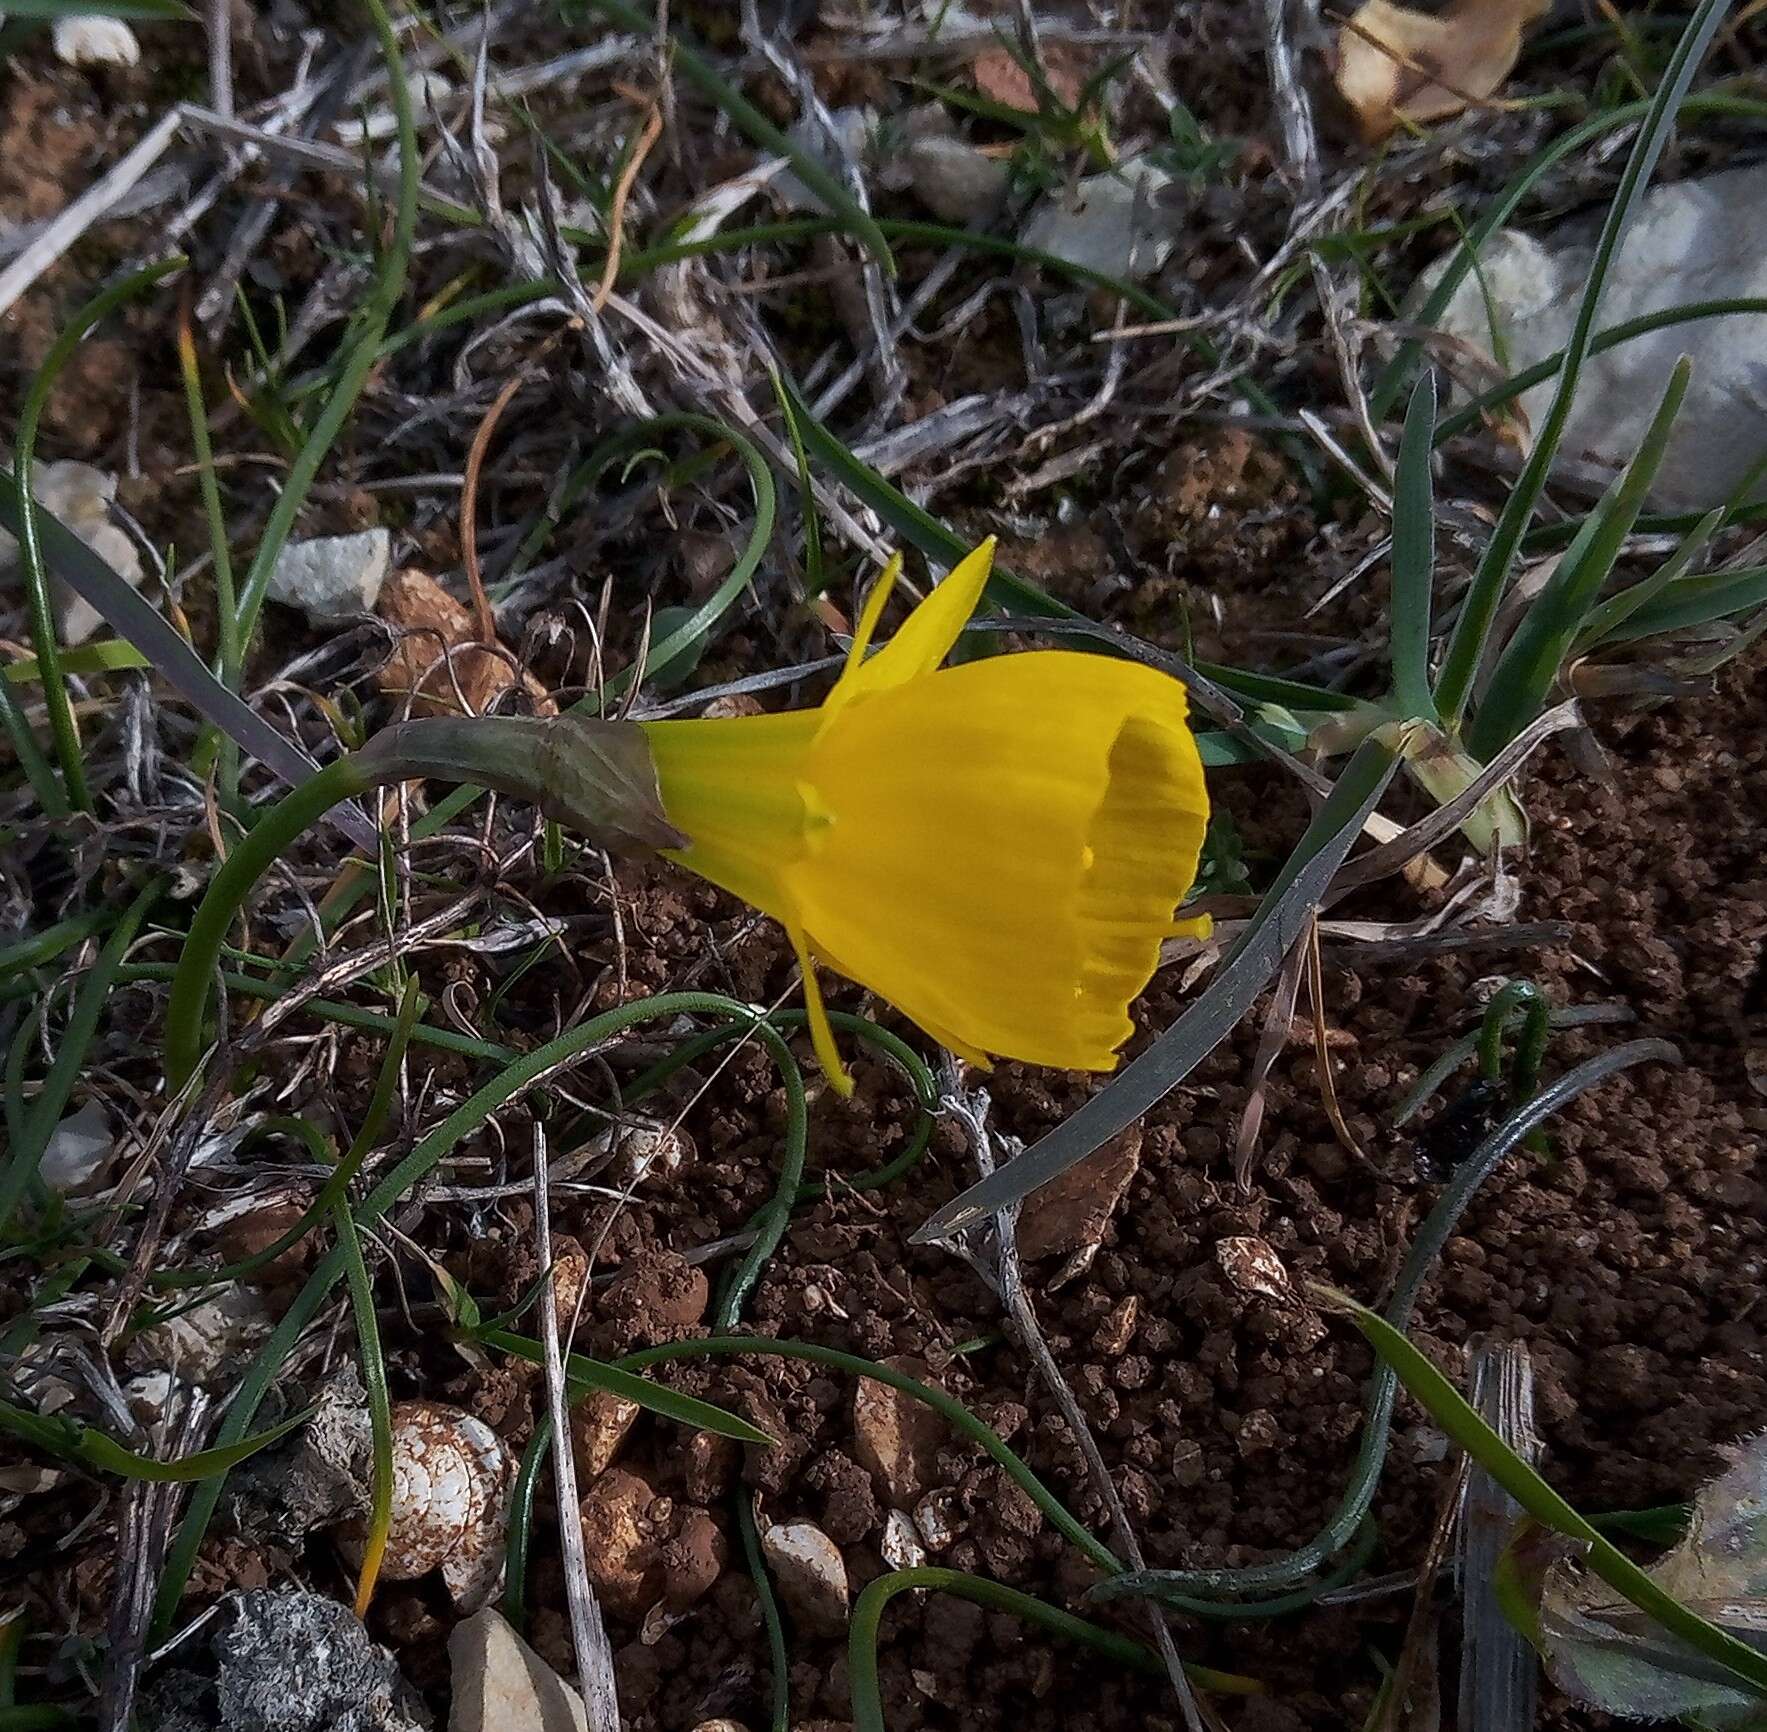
0;880;159;1236
1433;296;1767;449
1433;0;1735;727
914;739;1399;1242
1469;356;1690;757
1389;371;1440;720
1321;1288;1767;1700
1601;565;1767;641
229;0;418;655
0;1395;308;1483
769;363;824;598
9;259;184;811
1370;91;1767;424
1573;507;1724;650
476;1328;770;1446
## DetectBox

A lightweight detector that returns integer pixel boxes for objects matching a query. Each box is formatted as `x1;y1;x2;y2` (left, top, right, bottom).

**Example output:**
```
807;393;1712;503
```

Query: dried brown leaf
376;567;556;717
1333;0;1549;143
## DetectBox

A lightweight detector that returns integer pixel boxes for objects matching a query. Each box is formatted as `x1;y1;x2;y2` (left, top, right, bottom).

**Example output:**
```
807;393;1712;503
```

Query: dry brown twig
592;82;666;313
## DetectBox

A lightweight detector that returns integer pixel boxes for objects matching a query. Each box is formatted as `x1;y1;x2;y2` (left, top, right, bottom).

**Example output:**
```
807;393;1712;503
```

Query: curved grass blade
475;1328;768;1445
1317;1288;1767;1700
570;0;894;277
0;476;377;851
2;0;192;14
1433;296;1767;449
0;879;159;1236
0;1396;308;1483
1467;355;1691;758
1572;506;1725;651
1599;565;1767;641
1432;0;1736;727
1370;88;1767;423
9;259;184;811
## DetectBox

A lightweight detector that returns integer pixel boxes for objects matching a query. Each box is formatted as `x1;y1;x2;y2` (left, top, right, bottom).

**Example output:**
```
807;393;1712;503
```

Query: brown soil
4;8;1766;1730
336;648;1763;1732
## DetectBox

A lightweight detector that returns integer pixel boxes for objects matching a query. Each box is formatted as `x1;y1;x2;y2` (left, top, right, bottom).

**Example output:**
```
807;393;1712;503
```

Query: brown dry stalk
460;370;529;648
591;83;664;313
458;321;579;652
1307;915;1369;1166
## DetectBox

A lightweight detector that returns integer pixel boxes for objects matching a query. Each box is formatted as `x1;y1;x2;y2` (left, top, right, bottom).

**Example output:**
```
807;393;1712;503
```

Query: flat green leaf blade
913;739;1399;1242
1469;356;1691;758
478;1327;771;1446
1391;371;1440;720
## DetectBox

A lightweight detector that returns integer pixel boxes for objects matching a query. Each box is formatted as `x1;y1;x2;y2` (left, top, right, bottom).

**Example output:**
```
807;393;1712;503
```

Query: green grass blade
1469;356;1690;757
1370;91;1767;423
1573;507;1724;650
474;1328;769;1444
9;258;185;811
1433;296;1767;448
1389;372;1440;720
1;0;191;14
0;475;374;846
230;0;417;652
1321;1288;1767;1700
1600;565;1767;641
0;666;64;818
0;1396;308;1483
1434;0;1735;727
0;879;160;1236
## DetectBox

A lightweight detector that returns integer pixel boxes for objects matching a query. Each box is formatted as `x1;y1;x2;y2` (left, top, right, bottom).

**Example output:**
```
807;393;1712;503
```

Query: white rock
771;107;872;214
1021;159;1184;282
266;528;391;623
52;14;140;67
335;73;456;144
0;459;144;645
880;1508;927;1573
39;1099;112;1194
1420;165;1767;509
447;1607;587;1732
760;1519;849;1634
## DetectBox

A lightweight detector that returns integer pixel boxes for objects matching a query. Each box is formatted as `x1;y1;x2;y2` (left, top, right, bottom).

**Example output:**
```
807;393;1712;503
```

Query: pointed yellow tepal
639;539;1211;1095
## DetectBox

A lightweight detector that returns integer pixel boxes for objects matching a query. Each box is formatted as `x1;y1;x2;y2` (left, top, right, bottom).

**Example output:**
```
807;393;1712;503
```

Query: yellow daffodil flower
639;538;1211;1094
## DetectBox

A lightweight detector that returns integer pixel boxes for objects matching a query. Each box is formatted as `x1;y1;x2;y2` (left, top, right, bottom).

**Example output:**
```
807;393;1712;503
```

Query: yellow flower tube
640;538;1211;1094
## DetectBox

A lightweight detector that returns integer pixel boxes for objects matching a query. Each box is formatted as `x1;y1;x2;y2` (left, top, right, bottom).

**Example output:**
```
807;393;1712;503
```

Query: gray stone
213;1589;430;1731
267;528;391;622
1021;159;1184;282
0;459;144;645
447;1607;588;1732
39;1099;112;1194
1420;165;1767;509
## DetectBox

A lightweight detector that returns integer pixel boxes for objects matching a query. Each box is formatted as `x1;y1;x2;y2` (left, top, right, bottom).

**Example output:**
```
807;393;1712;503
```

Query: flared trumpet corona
639;538;1211;1094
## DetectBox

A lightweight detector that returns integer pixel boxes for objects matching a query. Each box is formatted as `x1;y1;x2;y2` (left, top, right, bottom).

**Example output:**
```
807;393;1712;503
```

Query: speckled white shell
339;1398;512;1610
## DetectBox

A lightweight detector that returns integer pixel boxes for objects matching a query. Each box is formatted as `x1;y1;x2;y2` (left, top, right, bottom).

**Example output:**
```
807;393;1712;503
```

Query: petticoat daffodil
639;538;1211;1095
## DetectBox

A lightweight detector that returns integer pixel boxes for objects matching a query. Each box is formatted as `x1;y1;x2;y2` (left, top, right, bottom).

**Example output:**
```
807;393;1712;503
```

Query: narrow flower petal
788;926;854;1097
840;552;903;680
821;536;995;721
789;650;1207;1071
